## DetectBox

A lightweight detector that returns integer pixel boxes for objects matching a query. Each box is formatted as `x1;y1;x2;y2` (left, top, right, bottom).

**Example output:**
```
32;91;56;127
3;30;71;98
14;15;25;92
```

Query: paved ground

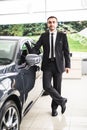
20;75;87;130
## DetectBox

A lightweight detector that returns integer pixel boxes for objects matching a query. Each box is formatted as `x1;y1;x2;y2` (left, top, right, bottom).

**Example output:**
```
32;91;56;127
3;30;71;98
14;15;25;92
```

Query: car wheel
0;100;20;130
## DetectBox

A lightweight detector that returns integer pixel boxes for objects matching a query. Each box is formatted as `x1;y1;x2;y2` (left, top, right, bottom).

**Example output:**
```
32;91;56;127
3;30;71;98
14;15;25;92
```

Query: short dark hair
47;16;58;22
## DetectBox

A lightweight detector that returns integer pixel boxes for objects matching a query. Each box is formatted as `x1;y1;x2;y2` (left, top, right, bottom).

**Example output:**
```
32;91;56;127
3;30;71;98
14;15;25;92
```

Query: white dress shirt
49;31;57;58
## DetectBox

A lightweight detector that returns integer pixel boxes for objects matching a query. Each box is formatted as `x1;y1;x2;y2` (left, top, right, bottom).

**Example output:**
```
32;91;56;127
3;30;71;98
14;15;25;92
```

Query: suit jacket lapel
55;32;60;47
46;32;50;52
55;32;60;46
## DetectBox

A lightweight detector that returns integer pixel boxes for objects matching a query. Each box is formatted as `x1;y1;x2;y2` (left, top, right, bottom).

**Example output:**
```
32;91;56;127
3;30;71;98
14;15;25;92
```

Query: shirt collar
49;30;57;35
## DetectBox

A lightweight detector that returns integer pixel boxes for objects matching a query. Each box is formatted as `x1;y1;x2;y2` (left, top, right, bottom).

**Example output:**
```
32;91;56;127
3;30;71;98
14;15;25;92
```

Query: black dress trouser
43;60;63;110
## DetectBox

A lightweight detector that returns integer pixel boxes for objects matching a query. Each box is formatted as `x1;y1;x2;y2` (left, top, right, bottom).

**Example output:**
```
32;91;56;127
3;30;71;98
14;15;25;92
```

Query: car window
29;40;35;48
0;39;17;64
17;43;29;65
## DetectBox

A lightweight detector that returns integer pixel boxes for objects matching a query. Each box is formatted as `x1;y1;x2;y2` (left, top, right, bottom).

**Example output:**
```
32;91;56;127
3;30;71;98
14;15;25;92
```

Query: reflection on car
0;36;42;130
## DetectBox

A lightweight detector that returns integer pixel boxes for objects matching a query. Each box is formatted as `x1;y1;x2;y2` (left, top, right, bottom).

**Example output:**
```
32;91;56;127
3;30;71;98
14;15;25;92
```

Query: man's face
47;18;58;32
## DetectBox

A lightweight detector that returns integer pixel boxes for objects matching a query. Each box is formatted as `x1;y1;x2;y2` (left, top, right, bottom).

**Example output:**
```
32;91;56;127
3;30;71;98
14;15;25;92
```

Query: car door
16;40;42;114
16;41;36;92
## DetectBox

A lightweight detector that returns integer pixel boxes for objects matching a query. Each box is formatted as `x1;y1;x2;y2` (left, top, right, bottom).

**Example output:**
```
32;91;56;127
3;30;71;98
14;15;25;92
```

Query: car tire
0;100;20;130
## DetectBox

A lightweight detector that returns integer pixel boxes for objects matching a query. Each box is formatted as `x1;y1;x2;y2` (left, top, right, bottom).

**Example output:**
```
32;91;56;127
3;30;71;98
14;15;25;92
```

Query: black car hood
0;62;17;74
0;63;18;82
0;72;17;79
0;70;18;99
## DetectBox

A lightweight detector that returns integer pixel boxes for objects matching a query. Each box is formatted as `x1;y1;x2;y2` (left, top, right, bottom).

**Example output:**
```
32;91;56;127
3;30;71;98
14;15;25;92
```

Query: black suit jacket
33;31;71;73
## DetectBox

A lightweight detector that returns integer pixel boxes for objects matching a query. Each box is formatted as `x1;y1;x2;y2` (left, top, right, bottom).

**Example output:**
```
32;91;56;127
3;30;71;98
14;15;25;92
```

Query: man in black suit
32;16;71;116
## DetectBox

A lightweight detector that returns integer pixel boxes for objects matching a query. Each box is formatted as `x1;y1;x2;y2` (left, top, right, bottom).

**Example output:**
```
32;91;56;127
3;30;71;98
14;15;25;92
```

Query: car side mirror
25;54;41;66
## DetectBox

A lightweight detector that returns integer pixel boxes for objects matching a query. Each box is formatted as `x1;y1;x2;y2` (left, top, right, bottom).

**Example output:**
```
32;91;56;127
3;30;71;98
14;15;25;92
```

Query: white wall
0;0;87;25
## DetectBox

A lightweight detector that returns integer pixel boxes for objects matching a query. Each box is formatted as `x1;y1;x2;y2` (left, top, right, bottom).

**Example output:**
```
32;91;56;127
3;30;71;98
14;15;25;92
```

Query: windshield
0;39;17;65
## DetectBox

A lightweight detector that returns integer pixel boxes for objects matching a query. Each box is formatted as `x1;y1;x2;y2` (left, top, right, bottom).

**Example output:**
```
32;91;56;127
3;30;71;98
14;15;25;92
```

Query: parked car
0;36;42;130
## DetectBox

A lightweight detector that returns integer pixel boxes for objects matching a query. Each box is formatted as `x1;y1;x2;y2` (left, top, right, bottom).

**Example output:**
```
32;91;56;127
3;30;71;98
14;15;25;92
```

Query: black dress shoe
42;91;49;96
52;110;58;116
61;98;67;114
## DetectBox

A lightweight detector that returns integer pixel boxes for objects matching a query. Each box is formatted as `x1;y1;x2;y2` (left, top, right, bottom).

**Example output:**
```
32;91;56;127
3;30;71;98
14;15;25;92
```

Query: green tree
8;24;23;36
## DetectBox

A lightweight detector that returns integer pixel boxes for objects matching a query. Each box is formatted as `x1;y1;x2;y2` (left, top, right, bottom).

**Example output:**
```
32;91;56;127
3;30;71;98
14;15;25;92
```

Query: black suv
0;36;42;130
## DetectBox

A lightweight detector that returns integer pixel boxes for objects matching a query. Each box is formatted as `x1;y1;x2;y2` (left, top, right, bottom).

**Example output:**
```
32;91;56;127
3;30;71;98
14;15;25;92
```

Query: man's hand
65;68;70;73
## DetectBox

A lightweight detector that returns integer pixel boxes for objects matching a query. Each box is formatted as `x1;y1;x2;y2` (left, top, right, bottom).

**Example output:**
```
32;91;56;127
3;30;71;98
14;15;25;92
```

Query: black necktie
51;33;54;58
